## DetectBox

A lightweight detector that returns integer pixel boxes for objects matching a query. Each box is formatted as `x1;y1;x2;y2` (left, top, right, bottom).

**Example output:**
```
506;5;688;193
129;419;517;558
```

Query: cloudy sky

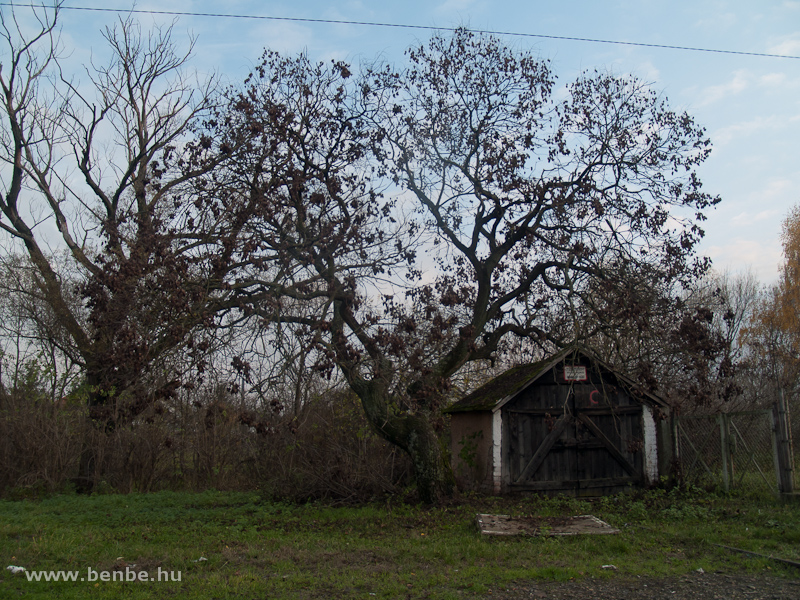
35;1;800;283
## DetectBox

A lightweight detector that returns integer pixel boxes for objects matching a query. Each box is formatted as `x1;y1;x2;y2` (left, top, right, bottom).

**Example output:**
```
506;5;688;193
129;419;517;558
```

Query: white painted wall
492;409;503;494
642;405;659;484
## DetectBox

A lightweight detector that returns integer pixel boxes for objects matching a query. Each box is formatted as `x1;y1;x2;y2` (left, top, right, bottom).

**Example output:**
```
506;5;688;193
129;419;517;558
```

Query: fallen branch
713;544;800;570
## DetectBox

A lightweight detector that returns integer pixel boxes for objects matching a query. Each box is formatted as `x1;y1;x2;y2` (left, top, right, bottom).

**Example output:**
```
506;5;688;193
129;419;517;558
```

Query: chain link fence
675;410;781;497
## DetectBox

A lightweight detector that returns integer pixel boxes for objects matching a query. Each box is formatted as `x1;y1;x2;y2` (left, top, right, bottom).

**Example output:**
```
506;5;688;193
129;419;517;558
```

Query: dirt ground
491;572;800;600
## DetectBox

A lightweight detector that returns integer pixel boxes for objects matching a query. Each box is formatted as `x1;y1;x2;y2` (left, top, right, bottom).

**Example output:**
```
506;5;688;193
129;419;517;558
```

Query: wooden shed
446;347;672;496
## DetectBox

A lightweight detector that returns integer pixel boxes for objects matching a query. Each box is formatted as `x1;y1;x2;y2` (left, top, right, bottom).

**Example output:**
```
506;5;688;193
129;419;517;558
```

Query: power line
4;2;800;60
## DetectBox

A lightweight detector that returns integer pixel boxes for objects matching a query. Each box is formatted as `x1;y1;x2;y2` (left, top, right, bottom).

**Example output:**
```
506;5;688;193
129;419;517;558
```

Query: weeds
0;383;410;501
0;489;797;599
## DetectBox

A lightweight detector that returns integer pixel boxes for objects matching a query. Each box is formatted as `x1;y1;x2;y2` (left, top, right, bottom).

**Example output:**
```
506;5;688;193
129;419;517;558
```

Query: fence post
719;413;731;493
772;407;782;495
773;392;795;495
670;412;679;481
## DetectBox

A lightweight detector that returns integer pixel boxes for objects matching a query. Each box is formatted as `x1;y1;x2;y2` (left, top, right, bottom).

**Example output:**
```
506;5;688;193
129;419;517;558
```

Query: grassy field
1;487;798;599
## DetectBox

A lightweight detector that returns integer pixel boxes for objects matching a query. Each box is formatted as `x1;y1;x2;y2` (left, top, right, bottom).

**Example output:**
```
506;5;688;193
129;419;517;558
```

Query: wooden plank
554;440;608;450
538;420;554;481
577;414;639;479
515;414;570;483
511;476;637;491
476;514;620;537
507;406;642;416
511;479;580;491
578;476;638;489
510;412;522;479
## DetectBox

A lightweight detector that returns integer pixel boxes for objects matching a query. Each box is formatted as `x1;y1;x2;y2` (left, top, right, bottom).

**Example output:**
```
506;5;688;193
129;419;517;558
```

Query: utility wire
4;2;799;60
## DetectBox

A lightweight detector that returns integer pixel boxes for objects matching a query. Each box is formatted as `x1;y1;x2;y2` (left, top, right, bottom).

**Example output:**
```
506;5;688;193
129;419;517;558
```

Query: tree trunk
401;414;454;504
353;381;453;503
74;372;117;493
75;440;98;494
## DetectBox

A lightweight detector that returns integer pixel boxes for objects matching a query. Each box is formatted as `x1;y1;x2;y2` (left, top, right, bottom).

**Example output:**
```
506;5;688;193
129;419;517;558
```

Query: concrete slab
476;514;620;537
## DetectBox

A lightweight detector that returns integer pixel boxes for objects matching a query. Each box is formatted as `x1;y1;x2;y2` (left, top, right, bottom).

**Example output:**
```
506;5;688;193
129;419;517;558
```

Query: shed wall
450;411;494;492
643;405;659;484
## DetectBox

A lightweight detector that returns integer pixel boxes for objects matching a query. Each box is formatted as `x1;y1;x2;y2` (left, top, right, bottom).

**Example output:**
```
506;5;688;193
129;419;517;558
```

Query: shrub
0;375;411;501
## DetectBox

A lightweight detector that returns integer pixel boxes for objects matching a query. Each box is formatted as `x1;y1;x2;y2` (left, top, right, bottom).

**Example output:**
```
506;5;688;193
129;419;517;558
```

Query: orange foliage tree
743;205;800;392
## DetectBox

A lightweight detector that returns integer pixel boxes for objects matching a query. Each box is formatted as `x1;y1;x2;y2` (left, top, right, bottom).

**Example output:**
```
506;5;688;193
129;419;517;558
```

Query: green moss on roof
445;358;552;413
445;345;669;413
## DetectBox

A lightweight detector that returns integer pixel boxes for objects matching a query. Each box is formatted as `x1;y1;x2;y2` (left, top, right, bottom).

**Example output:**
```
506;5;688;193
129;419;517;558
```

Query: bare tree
0;5;248;486
582;266;761;412
0;253;85;400
208;29;719;502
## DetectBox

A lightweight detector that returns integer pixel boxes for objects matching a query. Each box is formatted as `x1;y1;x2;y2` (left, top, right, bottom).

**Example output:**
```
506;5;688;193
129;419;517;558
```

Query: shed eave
490;350;575;413
445;345;670;415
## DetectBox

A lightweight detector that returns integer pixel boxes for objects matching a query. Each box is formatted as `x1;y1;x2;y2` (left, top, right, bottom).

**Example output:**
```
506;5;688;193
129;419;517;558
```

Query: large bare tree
207;29;719;502
0;4;247;486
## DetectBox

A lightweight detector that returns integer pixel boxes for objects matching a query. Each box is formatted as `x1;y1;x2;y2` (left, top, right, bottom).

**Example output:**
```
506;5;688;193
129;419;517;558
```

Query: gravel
491;572;800;600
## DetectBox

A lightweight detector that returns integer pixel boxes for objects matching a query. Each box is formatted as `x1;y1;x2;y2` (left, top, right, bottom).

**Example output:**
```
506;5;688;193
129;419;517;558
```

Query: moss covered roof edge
444;346;668;413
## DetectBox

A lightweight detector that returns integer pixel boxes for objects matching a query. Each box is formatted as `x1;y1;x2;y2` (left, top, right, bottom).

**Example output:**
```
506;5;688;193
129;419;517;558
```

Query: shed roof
445;346;668;414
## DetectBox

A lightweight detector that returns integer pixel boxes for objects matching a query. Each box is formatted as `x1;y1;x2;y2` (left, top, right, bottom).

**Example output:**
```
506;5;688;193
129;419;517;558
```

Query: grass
0;487;798;599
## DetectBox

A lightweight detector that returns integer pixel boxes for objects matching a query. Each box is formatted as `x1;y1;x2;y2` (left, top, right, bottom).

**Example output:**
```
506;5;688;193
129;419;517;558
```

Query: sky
17;0;800;284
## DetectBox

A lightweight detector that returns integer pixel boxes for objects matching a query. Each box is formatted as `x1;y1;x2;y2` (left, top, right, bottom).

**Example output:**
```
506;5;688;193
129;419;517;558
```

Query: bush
0;375;411;501
0;374;84;495
251;390;412;502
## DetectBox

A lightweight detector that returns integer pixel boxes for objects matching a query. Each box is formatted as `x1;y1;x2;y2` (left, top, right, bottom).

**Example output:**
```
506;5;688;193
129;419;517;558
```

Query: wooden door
506;384;644;494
